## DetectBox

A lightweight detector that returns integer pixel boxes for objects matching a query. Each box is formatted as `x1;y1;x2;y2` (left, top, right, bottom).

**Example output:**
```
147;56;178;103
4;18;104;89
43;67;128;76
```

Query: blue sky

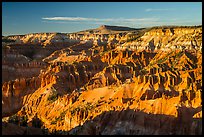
2;2;202;36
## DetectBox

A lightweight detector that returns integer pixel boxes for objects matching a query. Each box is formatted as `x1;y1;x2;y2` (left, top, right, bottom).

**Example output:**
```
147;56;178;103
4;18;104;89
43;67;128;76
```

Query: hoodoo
2;25;202;135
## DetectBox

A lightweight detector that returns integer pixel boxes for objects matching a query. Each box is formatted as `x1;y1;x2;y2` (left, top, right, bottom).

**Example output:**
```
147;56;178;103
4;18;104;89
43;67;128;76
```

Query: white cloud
42;17;114;22
42;16;198;27
42;20;70;24
42;16;159;23
42;17;93;21
145;8;173;12
41;16;164;28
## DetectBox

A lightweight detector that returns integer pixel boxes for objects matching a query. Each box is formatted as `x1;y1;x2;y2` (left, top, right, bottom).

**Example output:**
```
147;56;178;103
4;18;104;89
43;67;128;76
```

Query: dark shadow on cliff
2;100;202;135
70;107;202;135
48;106;202;135
8;42;79;60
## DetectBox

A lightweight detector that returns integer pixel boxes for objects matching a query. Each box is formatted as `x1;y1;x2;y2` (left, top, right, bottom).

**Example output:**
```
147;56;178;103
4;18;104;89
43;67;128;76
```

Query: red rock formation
2;26;202;135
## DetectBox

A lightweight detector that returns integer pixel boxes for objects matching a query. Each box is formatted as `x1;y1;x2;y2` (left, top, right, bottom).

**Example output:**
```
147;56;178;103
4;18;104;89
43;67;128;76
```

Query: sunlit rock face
2;25;202;135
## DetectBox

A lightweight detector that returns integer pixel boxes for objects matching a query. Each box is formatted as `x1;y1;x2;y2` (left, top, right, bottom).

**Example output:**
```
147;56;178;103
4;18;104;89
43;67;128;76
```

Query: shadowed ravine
2;108;202;135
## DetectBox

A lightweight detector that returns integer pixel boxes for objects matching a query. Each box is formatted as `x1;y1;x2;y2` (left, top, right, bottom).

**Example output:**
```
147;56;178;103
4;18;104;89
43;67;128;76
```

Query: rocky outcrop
2;76;42;117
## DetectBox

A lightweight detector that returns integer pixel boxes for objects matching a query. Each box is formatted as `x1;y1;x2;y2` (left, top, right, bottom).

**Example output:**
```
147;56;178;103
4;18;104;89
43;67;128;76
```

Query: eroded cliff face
2;46;47;82
119;27;202;52
2;26;202;135
4;31;124;48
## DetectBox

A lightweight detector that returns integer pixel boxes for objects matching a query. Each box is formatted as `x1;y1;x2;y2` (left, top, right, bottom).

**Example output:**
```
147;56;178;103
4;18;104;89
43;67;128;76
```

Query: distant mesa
98;25;138;31
77;25;140;35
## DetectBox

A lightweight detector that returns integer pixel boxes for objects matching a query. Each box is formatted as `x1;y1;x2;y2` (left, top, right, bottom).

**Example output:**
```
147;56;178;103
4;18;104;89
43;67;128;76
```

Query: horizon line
3;24;202;37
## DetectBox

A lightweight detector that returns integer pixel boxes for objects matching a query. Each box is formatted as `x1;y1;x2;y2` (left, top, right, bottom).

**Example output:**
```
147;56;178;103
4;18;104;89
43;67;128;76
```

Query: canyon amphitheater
2;25;202;135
